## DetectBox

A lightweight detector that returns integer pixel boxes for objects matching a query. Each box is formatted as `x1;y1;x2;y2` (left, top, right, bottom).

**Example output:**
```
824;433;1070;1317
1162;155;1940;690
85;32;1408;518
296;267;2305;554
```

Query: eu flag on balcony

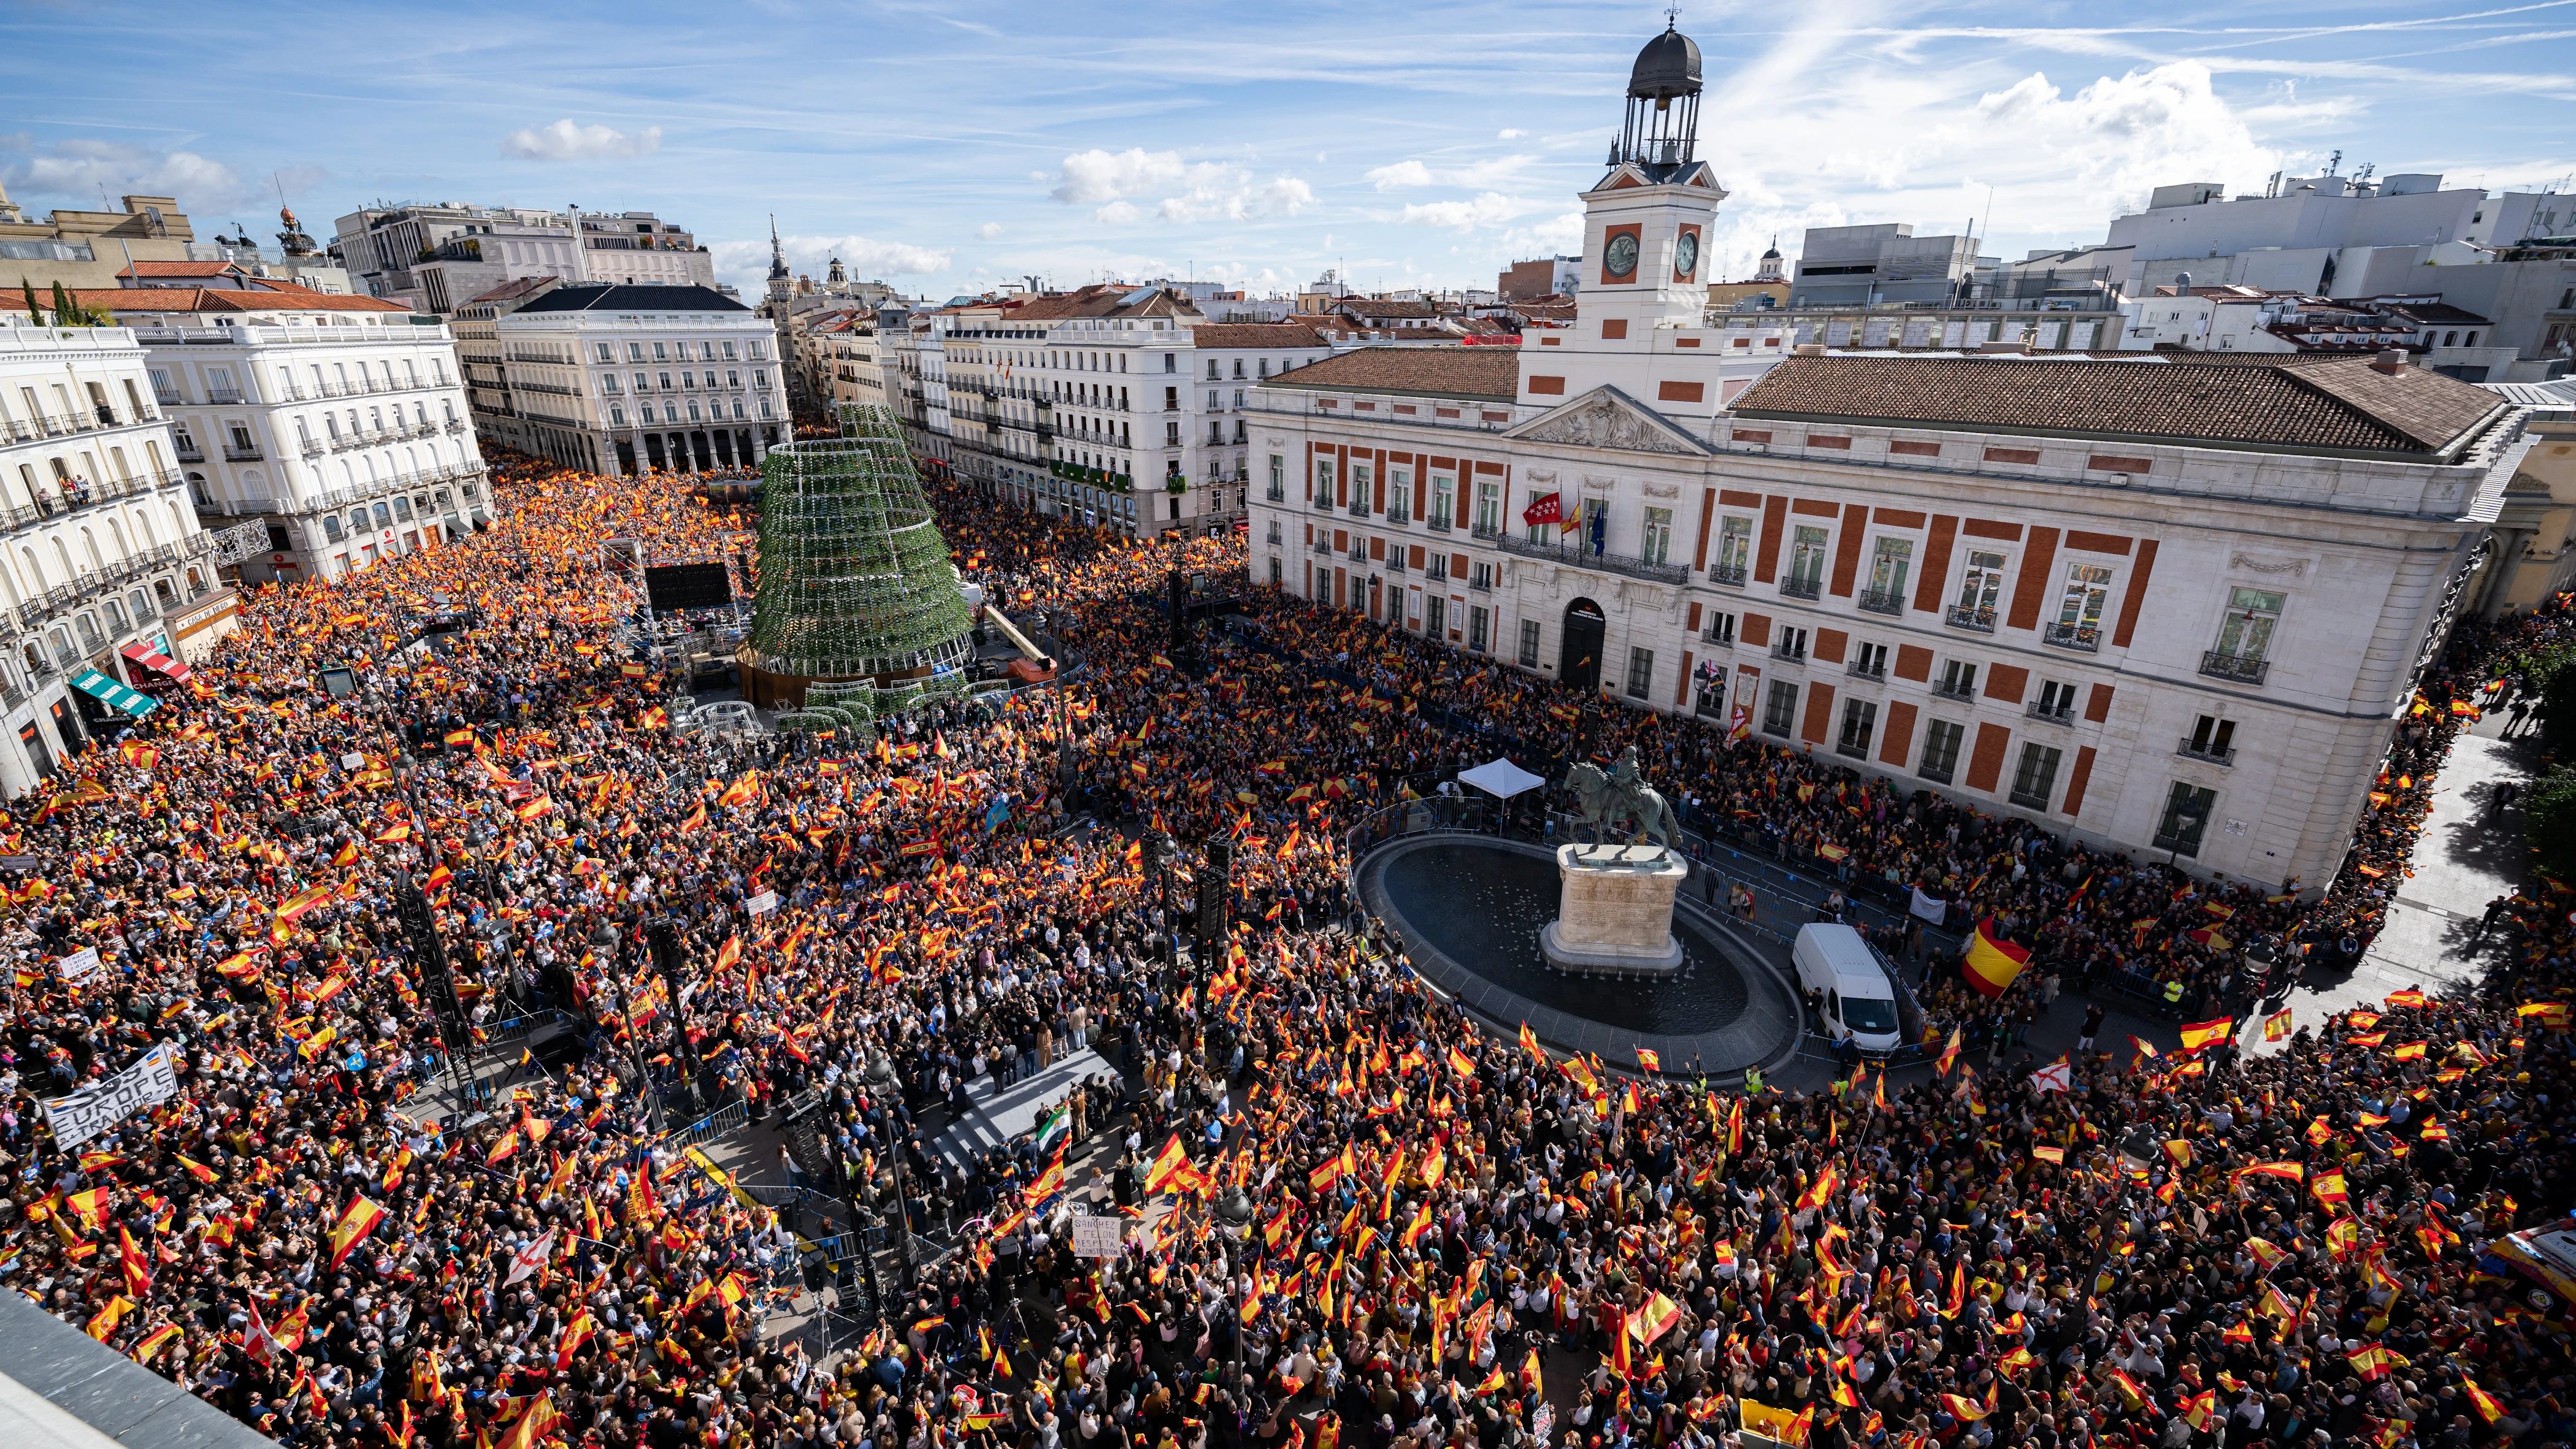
68;668;157;719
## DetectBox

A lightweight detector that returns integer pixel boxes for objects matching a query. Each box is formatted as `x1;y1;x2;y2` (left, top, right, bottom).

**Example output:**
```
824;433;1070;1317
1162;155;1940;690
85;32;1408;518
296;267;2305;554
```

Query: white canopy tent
1455;757;1548;801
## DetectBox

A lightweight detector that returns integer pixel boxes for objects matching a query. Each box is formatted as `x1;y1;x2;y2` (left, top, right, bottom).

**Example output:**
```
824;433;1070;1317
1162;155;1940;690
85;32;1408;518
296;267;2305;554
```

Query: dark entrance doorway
1561;598;1605;690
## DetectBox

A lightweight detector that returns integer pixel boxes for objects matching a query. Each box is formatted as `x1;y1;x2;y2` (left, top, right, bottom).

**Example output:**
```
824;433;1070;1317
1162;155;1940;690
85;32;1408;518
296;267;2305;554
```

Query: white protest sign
55;946;101;984
43;1042;180;1152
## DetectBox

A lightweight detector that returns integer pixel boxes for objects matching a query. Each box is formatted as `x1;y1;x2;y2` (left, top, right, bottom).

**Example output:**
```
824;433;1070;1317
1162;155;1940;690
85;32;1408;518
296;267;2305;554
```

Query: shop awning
69;668;158;718
1457;756;1547;800
118;640;192;684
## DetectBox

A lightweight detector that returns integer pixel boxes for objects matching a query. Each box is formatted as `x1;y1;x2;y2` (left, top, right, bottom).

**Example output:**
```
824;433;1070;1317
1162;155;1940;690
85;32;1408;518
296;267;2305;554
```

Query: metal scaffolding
747;402;973;682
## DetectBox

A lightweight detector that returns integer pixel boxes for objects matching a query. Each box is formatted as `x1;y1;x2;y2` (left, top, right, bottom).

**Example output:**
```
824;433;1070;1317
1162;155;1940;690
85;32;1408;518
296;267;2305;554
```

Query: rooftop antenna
1977;185;1995;246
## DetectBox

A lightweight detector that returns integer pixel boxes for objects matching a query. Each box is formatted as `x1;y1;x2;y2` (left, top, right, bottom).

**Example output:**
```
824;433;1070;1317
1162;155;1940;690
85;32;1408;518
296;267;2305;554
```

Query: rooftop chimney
2369;348;2407;375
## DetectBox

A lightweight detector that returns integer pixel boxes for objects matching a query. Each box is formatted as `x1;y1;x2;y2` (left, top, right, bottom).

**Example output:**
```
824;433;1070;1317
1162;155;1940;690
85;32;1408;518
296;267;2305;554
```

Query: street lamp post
2169;814;2201;872
865;1055;919;1290
1213;1187;1257;1436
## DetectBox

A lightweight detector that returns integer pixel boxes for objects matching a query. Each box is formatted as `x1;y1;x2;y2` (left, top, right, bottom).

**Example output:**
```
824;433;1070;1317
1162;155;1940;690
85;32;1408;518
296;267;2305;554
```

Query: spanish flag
328;1195;386;1269
1962;920;2027;998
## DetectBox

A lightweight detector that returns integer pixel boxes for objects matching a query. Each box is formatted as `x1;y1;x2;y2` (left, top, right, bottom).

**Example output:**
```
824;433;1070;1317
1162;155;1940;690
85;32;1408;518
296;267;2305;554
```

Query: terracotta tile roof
117;260;245;278
1729;354;2509;459
1188;322;1328;350
1263;346;1519;401
0;287;407;315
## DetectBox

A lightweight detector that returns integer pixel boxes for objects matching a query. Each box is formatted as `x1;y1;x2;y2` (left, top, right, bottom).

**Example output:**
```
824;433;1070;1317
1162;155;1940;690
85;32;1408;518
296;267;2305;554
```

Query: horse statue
1564;746;1673;850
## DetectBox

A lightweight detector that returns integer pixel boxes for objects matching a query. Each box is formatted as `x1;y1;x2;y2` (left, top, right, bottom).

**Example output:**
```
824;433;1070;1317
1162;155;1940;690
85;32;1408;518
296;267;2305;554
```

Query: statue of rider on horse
1564;744;1673;851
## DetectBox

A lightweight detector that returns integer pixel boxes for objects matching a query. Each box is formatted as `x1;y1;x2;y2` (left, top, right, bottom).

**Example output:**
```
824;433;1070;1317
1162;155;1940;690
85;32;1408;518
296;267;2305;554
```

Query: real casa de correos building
1241;22;2534;897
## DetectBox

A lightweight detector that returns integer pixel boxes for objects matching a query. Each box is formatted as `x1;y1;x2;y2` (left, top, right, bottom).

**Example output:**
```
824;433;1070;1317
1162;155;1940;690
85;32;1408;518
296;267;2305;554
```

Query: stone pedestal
1539;843;1687;976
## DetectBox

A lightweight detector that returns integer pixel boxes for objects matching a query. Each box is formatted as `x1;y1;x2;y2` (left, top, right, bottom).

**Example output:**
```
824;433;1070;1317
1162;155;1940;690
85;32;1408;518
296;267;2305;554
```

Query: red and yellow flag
1962;921;2027;998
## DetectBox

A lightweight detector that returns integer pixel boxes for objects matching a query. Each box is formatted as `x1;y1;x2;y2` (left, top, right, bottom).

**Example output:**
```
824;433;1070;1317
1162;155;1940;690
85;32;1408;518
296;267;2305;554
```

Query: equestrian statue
1564;744;1673;851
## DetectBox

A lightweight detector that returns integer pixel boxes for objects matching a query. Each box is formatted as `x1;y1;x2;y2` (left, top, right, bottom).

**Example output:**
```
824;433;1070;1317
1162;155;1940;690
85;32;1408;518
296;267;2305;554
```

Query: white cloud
1499;212;1586;254
1157;174;1314;224
710;232;953;291
1396;192;1551;229
0;137;245;209
1364;155;1537;191
1052;149;1311;226
1498;128;1527;140
1049;148;1188;205
499;119;664;162
975;222;1004;240
1957;61;2287;216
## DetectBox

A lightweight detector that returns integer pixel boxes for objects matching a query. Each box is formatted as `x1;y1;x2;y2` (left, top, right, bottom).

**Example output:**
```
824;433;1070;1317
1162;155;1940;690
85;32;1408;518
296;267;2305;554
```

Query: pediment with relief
1503;385;1709;457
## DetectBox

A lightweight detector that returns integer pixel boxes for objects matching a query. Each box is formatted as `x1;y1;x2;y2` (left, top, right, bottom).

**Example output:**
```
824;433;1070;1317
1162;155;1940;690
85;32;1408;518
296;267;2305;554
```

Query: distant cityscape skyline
4;0;2571;304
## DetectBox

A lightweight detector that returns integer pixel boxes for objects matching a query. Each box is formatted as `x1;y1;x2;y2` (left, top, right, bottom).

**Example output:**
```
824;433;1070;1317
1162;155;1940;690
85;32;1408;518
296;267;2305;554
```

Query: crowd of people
1;442;2571;1449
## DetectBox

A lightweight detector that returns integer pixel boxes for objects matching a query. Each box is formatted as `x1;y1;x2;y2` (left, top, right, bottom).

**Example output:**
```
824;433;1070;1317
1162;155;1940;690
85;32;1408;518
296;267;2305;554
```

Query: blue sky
4;0;2572;302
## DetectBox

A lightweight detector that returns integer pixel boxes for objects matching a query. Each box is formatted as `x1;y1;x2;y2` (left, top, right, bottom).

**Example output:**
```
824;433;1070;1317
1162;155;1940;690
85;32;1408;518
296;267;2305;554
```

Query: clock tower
1516;19;1736;415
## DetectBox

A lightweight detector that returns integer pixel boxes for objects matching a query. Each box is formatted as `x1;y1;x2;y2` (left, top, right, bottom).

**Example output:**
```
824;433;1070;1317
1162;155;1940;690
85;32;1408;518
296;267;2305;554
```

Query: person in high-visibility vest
1742;1065;1765;1093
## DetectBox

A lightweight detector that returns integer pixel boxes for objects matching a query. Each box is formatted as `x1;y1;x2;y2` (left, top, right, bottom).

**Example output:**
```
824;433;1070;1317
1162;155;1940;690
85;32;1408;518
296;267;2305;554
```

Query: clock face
1604;233;1639;279
1674;232;1699;278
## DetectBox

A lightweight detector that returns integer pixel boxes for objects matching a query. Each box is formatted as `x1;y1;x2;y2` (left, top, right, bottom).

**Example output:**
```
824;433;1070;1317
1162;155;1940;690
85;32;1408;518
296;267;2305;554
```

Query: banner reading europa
42;1041;181;1152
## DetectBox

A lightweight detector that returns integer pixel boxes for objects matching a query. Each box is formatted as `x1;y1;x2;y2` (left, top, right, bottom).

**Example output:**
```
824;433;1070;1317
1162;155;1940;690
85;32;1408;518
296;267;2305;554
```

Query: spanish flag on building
1963;920;2028;998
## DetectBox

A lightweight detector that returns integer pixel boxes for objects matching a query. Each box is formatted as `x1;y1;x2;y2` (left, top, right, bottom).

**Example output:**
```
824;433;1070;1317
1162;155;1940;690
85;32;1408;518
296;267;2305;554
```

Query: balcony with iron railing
1470;521;1502;541
1930;678;1977;702
1347;497;1371;519
2025;700;2075;725
205;388;245;405
1425;515;1452;533
222;443;264;461
1945;605;1996;634
1858;588;1904;617
153;388;182;407
1709;563;1747;587
1847;659;1886;681
1769;640;1807;663
1494;532;1689;586
2199;651;2269;686
2042;621;2101;653
1265;486;1286;503
1311;538;1333;555
1779;574;1823;602
2176;736;2236;767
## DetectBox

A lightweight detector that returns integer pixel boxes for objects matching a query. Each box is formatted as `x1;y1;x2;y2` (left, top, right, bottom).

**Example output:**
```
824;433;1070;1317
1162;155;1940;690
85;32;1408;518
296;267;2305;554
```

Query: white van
1791;923;1903;1052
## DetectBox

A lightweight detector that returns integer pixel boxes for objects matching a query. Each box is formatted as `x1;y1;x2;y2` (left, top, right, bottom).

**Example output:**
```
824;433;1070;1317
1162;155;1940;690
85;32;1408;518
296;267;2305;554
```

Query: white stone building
5;283;490;585
0;323;252;794
930;285;1333;538
492;283;786;475
1241;21;2529;896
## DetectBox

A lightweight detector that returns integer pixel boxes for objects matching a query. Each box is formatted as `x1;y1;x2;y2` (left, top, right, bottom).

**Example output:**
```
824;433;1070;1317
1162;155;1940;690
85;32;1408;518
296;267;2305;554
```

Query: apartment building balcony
1346;497;1371;519
1944;605;1996;634
2042;622;2101;654
1709;563;1747;587
174;442;204;462
2176;736;2237;766
299;440;324;459
206;388;245;405
1769;639;1806;663
1494;533;1689;586
518;380;581;397
1857;588;1904;617
153;388;182;408
1779;575;1822;602
2198;651;2269;686
2025;700;2075;725
221;443;264;462
1311;538;1333;555
1930;678;1977;702
1470;521;1501;541
1846;659;1885;681
1425;516;1452;534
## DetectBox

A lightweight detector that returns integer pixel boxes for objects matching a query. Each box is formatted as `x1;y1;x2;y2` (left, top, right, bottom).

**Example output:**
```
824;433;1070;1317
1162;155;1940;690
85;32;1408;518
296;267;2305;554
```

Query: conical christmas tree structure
744;403;973;696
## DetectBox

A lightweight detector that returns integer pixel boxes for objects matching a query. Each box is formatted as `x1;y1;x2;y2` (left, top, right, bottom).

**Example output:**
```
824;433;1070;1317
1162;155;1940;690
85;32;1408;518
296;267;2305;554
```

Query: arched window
20;547;43;591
